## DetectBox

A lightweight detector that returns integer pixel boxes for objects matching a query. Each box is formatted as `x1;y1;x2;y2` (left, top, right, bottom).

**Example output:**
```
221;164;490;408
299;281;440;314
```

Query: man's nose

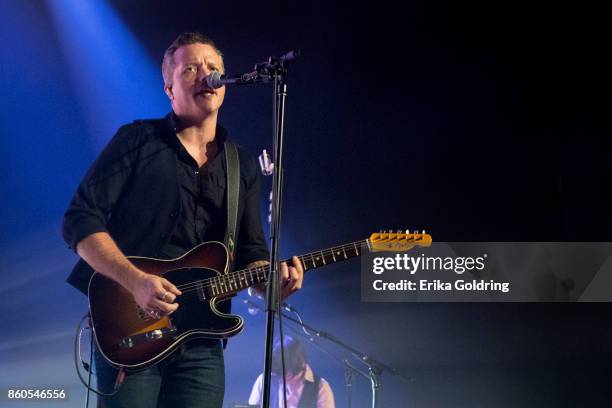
198;68;212;82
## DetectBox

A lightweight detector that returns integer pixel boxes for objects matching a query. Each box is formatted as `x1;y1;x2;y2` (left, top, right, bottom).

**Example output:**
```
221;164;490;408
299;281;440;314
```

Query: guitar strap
224;140;240;270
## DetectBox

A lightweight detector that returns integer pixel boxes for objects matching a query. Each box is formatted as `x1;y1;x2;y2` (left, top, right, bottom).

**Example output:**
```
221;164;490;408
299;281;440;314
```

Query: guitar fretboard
206;239;369;297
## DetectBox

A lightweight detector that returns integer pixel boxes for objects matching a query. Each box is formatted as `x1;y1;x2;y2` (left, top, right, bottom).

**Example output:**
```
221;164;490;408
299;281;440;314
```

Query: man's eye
185;66;197;73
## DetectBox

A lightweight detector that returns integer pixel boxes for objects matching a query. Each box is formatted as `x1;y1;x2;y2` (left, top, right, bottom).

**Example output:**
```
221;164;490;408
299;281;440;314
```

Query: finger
280;259;304;300
286;268;300;291
279;262;290;285
285;257;303;291
161;278;182;296
151;298;179;315
292;256;304;276
290;270;302;292
160;291;176;303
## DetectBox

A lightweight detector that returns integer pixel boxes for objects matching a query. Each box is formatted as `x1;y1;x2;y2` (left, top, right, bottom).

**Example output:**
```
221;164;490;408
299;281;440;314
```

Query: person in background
249;335;335;408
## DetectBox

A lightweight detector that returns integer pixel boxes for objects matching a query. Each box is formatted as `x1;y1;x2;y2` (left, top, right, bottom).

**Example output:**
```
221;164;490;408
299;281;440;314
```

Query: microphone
207;50;301;89
206;71;259;89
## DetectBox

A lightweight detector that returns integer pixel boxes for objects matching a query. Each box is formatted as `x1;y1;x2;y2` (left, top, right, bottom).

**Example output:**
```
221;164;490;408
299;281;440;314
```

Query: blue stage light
46;0;168;150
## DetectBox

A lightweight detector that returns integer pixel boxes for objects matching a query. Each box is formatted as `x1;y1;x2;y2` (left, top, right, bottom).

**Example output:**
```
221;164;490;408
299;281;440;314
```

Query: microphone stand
258;51;298;408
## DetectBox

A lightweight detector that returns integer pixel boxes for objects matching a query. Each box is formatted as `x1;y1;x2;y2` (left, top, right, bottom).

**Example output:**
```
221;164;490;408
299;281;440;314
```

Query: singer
62;32;304;408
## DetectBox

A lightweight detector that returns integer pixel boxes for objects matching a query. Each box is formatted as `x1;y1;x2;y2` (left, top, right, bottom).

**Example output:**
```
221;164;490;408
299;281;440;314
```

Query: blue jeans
95;340;225;408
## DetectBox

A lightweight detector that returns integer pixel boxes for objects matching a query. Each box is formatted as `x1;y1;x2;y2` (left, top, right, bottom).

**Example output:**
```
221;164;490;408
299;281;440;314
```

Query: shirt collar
164;111;228;151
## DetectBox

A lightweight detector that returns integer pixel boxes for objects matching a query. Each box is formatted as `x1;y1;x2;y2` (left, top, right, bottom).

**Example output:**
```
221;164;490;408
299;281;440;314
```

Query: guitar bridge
119;325;177;349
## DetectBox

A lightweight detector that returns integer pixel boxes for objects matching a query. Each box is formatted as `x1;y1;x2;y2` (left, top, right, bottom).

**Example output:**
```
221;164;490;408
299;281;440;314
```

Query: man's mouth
196;88;216;96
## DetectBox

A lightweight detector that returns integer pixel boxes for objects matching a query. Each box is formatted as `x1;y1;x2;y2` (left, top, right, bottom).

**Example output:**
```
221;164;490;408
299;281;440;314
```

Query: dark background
0;0;610;406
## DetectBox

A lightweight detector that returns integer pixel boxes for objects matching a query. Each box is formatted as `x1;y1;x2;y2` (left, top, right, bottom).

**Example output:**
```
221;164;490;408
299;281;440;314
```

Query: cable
73;314;122;399
85;321;93;408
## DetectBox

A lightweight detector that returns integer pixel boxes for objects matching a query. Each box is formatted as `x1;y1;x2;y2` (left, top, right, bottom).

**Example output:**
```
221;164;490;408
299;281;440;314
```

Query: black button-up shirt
62;113;269;294
162;126;228;259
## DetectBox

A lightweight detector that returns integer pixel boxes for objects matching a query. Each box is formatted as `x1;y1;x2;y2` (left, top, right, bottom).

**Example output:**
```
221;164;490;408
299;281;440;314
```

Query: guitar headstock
369;230;432;252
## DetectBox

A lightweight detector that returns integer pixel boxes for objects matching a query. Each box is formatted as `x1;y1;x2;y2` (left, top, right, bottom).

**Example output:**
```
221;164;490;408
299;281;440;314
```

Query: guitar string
166;239;367;297
171;239;370;293
171;240;367;294
170;237;425;296
171;236;426;294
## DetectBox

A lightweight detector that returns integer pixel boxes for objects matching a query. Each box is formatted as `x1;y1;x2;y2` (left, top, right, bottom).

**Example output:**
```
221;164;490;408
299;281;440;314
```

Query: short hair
272;335;307;376
161;32;224;86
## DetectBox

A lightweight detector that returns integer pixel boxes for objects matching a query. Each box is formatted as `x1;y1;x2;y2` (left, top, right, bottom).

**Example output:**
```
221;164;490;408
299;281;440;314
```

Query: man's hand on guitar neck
247;256;304;300
76;232;182;319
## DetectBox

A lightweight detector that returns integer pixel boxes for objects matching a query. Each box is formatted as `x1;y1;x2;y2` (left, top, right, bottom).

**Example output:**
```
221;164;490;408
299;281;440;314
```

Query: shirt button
169;212;177;218
194;170;199;175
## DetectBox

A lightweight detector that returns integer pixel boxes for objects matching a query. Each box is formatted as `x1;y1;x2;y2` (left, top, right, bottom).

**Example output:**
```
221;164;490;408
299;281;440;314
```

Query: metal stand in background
344;360;356;408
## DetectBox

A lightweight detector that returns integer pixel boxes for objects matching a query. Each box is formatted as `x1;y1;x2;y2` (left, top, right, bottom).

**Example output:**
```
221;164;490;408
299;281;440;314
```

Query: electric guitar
88;231;432;369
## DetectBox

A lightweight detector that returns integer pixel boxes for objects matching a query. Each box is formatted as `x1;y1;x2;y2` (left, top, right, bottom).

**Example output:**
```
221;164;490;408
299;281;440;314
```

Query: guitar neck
207;239;369;297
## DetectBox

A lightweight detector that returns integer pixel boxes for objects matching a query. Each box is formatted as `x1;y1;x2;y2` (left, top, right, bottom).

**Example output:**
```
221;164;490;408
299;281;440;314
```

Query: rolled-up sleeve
62;124;140;251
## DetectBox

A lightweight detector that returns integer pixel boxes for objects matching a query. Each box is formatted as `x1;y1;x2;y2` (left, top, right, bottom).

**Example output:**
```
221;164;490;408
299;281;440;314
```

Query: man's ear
164;84;173;100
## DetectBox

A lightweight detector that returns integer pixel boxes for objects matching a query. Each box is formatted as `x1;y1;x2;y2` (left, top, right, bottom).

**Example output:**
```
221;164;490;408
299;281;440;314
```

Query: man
248;336;335;408
62;32;303;408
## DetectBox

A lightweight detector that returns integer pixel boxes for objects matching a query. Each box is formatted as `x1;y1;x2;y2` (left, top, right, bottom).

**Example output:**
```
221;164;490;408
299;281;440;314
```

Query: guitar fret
353;242;359;256
320;250;326;265
299;256;308;271
342;245;348;259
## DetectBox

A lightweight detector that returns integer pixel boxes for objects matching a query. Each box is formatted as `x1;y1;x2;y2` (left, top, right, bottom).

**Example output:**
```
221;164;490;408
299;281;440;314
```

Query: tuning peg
405;229;410;234
422;229;426;234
